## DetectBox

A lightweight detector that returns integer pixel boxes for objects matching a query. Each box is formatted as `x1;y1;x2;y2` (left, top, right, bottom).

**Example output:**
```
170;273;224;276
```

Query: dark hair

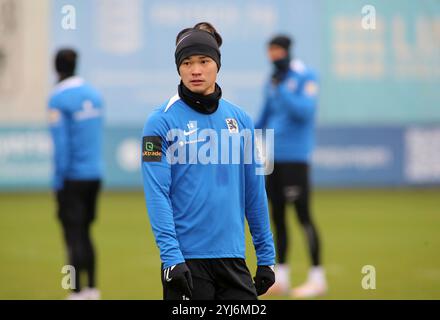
175;22;222;47
193;22;222;47
268;35;293;52
55;48;77;76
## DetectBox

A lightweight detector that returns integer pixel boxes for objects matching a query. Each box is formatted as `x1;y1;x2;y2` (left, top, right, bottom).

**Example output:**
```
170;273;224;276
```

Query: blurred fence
1;125;440;190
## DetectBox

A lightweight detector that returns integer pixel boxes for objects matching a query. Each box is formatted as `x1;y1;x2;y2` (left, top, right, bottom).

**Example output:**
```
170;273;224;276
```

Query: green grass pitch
0;188;439;299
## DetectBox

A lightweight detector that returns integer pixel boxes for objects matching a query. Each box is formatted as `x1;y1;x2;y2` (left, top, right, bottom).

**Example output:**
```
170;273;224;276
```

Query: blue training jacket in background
141;94;275;269
255;59;319;163
48;76;104;190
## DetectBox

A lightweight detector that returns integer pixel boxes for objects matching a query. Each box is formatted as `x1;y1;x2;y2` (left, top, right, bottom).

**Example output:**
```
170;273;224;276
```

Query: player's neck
58;73;74;83
178;82;222;115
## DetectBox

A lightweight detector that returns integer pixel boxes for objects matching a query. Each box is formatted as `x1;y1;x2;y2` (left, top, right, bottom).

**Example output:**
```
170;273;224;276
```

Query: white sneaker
266;280;290;295
291;266;328;298
81;287;101;300
266;264;290;296
66;291;87;300
291;280;327;298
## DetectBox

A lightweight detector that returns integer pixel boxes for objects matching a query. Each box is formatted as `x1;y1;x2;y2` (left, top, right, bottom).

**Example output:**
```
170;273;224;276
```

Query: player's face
179;55;218;95
268;45;288;62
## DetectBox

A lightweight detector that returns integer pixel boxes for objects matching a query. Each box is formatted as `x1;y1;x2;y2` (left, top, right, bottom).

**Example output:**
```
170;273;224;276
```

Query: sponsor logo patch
48;109;61;124
304;81;318;96
142;136;162;162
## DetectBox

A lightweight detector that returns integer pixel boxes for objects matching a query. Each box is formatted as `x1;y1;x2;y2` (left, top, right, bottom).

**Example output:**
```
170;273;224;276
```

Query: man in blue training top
48;49;103;300
255;35;327;298
141;22;275;300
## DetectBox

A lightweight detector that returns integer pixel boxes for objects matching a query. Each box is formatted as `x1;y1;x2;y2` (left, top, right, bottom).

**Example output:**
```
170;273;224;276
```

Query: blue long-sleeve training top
48;76;104;190
255;59;319;163
141;94;275;269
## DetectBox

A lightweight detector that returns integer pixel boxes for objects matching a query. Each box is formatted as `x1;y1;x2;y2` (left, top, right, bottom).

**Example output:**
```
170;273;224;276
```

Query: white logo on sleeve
73;100;101;121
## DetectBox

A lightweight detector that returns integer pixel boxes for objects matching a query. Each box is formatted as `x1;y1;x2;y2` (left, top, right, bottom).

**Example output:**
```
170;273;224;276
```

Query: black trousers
162;258;258;300
266;163;321;266
57;179;101;292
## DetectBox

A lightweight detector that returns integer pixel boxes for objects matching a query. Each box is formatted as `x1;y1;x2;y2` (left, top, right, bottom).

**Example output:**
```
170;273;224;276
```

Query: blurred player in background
48;49;104;300
142;22;275;300
255;35;327;298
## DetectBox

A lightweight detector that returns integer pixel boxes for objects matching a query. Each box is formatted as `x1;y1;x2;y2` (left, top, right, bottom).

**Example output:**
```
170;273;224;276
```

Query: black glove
253;265;275;296
271;56;290;85
162;262;193;298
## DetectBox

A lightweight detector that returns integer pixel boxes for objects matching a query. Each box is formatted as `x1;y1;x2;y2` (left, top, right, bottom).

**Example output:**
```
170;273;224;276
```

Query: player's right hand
163;262;193;298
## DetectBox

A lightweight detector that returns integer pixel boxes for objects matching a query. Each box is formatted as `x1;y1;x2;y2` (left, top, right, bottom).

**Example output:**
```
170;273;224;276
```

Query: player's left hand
253;265;275;296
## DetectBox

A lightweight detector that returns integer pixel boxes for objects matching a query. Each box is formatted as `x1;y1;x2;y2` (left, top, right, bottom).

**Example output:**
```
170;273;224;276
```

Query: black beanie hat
175;29;221;72
268;35;292;52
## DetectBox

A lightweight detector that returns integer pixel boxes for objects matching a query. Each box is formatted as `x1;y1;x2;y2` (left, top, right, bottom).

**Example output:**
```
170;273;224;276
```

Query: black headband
175;29;221;72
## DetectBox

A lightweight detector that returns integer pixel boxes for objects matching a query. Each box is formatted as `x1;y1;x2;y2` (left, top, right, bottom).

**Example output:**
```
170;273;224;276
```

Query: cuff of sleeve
162;258;186;270
257;257;276;266
53;176;64;191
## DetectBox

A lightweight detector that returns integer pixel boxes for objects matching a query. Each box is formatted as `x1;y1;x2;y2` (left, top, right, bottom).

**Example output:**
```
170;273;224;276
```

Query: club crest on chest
225;118;238;133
